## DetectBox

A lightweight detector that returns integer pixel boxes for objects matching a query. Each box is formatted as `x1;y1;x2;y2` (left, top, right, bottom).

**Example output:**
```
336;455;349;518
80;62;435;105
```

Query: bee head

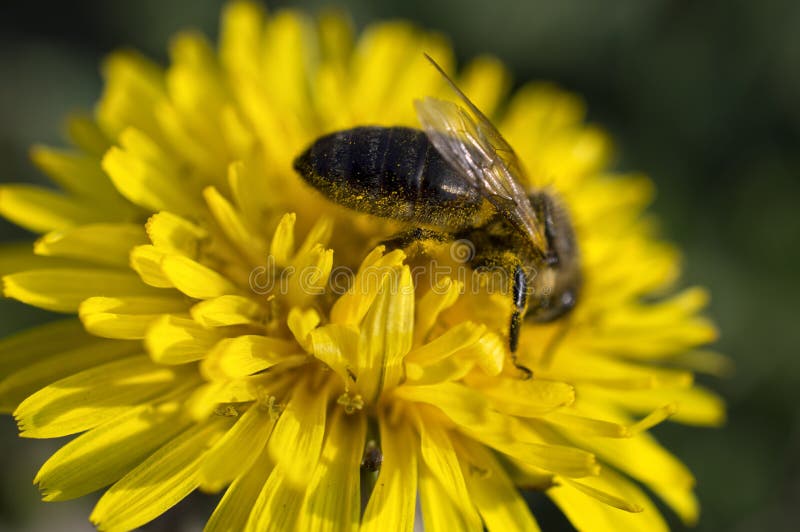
528;192;577;270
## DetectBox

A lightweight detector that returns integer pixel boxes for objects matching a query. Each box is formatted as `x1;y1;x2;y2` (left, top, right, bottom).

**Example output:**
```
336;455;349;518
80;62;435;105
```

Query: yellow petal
350;23;449;123
230;13;309;172
575;315;718;359
419;461;478;532
396;384;598;477
414;410;482;530
130;244;174;288
226;161;274;237
537;350;693;390
582;238;679;308
0;337;139;412
219;0;266;77
414;277;462;344
459;330;506;376
361;412;418;532
34;223;147;267
0;319;91;379
579;384;726;427
145;211;208;255
79;295;189;339
146;315;222;364
456;437;541;532
102;128;201;216
316;10;354;67
97;51;166;139
594;288;713;352
29;145;122;203
651;483;699;526
204;185;267;266
219;104;256;158
261;10;313;123
561;477;643;513
245;454;306;531
285;243;334;309
670;349;734;378
544;411;631;438
266;377;329;486
405;321;485;366
394;382;491;427
246;385;330;532
297;411;365;532
0;185;100;233
468;376;576;417
329;247;405;326
295;215;334;258
161;255;239;299
65;113;111;157
405;356;475;385
158;50;229;175
201;335;298;380
14;355;182;438
548;467;669;532
309;323;359;385
187;379;256;421
287;306;321;351
200;403;277;486
3;268;160;313
358;265;413;402
190;294;265;327
90;418;229;531
206;444;274;532
270;212;296;266
34;401;191;501
0;241;84;277
485;435;599;479
571;422;697;521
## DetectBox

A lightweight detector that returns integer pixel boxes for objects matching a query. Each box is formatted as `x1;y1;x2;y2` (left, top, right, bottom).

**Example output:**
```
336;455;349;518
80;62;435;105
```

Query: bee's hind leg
378;228;452;259
509;264;534;379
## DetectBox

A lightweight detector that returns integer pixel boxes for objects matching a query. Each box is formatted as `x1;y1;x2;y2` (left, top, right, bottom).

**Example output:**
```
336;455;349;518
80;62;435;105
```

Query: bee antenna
423;52;454;80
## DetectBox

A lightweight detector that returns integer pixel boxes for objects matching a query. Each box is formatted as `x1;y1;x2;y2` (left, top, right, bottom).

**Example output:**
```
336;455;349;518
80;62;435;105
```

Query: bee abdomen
294;126;486;228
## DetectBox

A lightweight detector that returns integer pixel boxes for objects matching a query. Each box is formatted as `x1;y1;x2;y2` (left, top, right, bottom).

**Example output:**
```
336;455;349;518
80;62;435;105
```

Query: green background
1;0;798;530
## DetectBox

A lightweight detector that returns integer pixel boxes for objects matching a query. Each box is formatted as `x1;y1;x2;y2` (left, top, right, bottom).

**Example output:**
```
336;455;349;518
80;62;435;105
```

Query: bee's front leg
470;250;534;380
509;264;534;379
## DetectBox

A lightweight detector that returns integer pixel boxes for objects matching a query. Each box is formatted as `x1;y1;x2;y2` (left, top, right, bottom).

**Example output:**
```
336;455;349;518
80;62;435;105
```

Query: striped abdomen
293;126;490;230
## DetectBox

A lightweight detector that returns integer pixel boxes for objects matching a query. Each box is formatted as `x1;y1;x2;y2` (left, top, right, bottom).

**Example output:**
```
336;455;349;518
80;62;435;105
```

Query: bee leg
510;264;533;380
378;228;452;258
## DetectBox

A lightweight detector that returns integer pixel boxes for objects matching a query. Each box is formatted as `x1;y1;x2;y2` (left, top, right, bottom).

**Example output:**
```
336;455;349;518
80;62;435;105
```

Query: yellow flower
0;2;727;531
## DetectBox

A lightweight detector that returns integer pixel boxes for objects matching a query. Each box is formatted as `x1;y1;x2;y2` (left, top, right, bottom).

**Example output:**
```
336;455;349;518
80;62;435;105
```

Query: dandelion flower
0;2;726;531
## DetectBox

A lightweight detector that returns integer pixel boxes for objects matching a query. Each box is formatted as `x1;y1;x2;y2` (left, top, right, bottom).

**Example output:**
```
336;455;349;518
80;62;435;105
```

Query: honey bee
293;55;581;376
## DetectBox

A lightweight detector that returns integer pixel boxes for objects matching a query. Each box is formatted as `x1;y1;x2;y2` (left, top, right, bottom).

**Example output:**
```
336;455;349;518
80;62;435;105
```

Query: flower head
0;2;725;531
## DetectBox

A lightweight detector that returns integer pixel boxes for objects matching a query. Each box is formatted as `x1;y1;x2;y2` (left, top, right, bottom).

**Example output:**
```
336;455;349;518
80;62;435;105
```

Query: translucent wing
414;55;546;251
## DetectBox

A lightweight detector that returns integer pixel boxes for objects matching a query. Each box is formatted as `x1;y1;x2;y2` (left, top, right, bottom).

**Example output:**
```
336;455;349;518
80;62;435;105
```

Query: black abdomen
294;127;488;230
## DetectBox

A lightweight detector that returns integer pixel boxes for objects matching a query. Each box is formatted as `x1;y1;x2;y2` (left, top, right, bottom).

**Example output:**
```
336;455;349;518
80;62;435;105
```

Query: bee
293;55;581;376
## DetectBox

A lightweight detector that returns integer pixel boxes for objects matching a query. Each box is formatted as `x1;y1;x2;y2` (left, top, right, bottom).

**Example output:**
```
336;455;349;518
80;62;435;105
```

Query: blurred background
0;0;797;530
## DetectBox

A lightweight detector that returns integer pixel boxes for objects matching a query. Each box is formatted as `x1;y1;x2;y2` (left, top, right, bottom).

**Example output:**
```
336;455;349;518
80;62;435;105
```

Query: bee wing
415;56;546;250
